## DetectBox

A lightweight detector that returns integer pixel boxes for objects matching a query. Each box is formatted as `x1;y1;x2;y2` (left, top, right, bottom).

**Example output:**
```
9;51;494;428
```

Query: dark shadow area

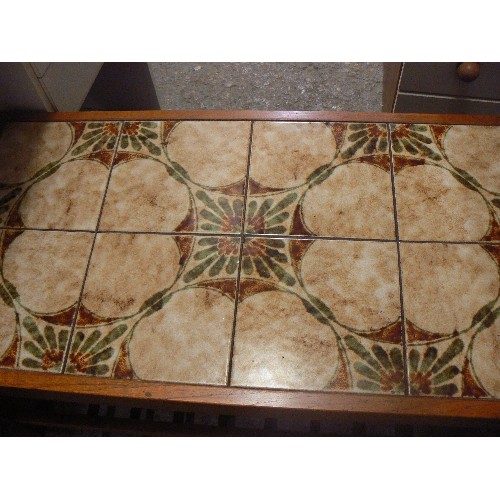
82;62;160;111
1;395;499;437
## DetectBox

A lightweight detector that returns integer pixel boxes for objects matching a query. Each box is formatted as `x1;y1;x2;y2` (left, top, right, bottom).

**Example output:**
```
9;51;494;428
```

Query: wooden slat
0;370;499;421
2;109;500;125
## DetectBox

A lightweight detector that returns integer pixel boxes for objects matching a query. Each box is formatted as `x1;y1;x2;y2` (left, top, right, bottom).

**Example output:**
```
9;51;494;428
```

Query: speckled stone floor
148;63;383;111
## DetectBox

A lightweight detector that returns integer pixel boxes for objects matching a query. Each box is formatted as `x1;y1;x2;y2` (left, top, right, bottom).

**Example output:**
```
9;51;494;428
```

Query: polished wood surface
2;109;500;125
0;369;499;421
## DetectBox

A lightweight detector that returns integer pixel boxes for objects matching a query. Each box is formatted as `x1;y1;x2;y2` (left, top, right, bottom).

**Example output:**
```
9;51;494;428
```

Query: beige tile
3;230;92;314
232;238;403;394
103;121;250;233
246;122;395;239
100;159;191;232
231;290;341;391
165;121;251;188
392;124;500;241
68;234;237;383
81;233;181;319
302;162;395;239
250;122;337;189
0;229;93;373
395;164;490;241
0;122;73;184
128;287;234;385
0;121;119;230
401;243;500;398
401;243;497;335
18;160;109;230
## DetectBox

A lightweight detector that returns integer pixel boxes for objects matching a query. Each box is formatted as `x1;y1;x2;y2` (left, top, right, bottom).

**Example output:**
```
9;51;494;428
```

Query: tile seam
61;122;125;372
387;123;410;396
2;226;499;246
226;121;254;386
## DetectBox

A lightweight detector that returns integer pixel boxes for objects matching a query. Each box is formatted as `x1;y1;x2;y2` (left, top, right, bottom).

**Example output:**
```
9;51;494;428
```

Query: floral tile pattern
66;233;238;385
401;242;500;398
0;121;119;230
100;121;251;233
231;238;404;394
0;229;93;372
246;122;396;239
392;124;500;242
1;118;499;402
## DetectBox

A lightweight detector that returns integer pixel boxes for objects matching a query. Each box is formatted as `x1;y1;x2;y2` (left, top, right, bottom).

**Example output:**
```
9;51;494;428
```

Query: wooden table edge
0;370;499;421
1;109;500;125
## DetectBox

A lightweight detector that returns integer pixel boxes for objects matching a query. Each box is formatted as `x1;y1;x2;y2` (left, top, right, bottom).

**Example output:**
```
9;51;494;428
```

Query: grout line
3;225;497;245
0;227;95;233
95;229;398;242
400;239;500;245
387;124;410;396
226;121;254;387
61;124;124;372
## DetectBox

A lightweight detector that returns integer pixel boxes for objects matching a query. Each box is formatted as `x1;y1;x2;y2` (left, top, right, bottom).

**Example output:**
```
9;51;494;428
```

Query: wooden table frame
1;110;499;424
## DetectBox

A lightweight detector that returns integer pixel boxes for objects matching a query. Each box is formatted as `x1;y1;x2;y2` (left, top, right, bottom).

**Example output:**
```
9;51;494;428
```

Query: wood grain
0;369;499;421
2;109;500;125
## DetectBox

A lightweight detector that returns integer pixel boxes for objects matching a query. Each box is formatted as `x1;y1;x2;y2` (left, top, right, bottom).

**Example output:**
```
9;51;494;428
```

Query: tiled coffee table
0;110;499;421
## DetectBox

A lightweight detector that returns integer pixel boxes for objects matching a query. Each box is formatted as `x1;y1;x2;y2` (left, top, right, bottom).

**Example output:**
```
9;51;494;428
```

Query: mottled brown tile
0;121;118;230
0;229;93;373
18;160;109;230
81;233;181;319
231;238;403;394
392;124;500;241
249;122;337;189
401;242;500;398
166;121;251;188
102;121;251;233
100;159;192;232
246;122;395;239
0;122;72;185
68;233;237;384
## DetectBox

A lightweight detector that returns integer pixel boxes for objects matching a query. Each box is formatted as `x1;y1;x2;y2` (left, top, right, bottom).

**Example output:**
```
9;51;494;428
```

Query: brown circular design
129;288;234;384
401;243;499;334
3;231;93;313
100;159;191;231
444;126;500;193
82;233;180;319
166;121;251;188
20;160;108;230
0;122;72;184
250;122;337;189
301;240;400;331
302;163;395;238
231;291;339;390
396;165;490;241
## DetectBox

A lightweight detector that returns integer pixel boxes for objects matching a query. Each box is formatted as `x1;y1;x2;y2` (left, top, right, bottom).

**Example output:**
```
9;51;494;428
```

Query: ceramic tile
401;242;500;398
100;121;251;233
246;122;396;239
0;121;118;230
231;238;403;394
0;229;93;373
392;124;500;241
66;232;238;384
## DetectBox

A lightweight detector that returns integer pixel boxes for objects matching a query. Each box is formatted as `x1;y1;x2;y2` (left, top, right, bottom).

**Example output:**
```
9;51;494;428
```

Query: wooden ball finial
457;62;480;82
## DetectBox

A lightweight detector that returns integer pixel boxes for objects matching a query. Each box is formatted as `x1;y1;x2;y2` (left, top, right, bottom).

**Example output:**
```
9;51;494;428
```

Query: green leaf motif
306;163;332;185
476;307;500;333
471;298;497;328
451;166;482;190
